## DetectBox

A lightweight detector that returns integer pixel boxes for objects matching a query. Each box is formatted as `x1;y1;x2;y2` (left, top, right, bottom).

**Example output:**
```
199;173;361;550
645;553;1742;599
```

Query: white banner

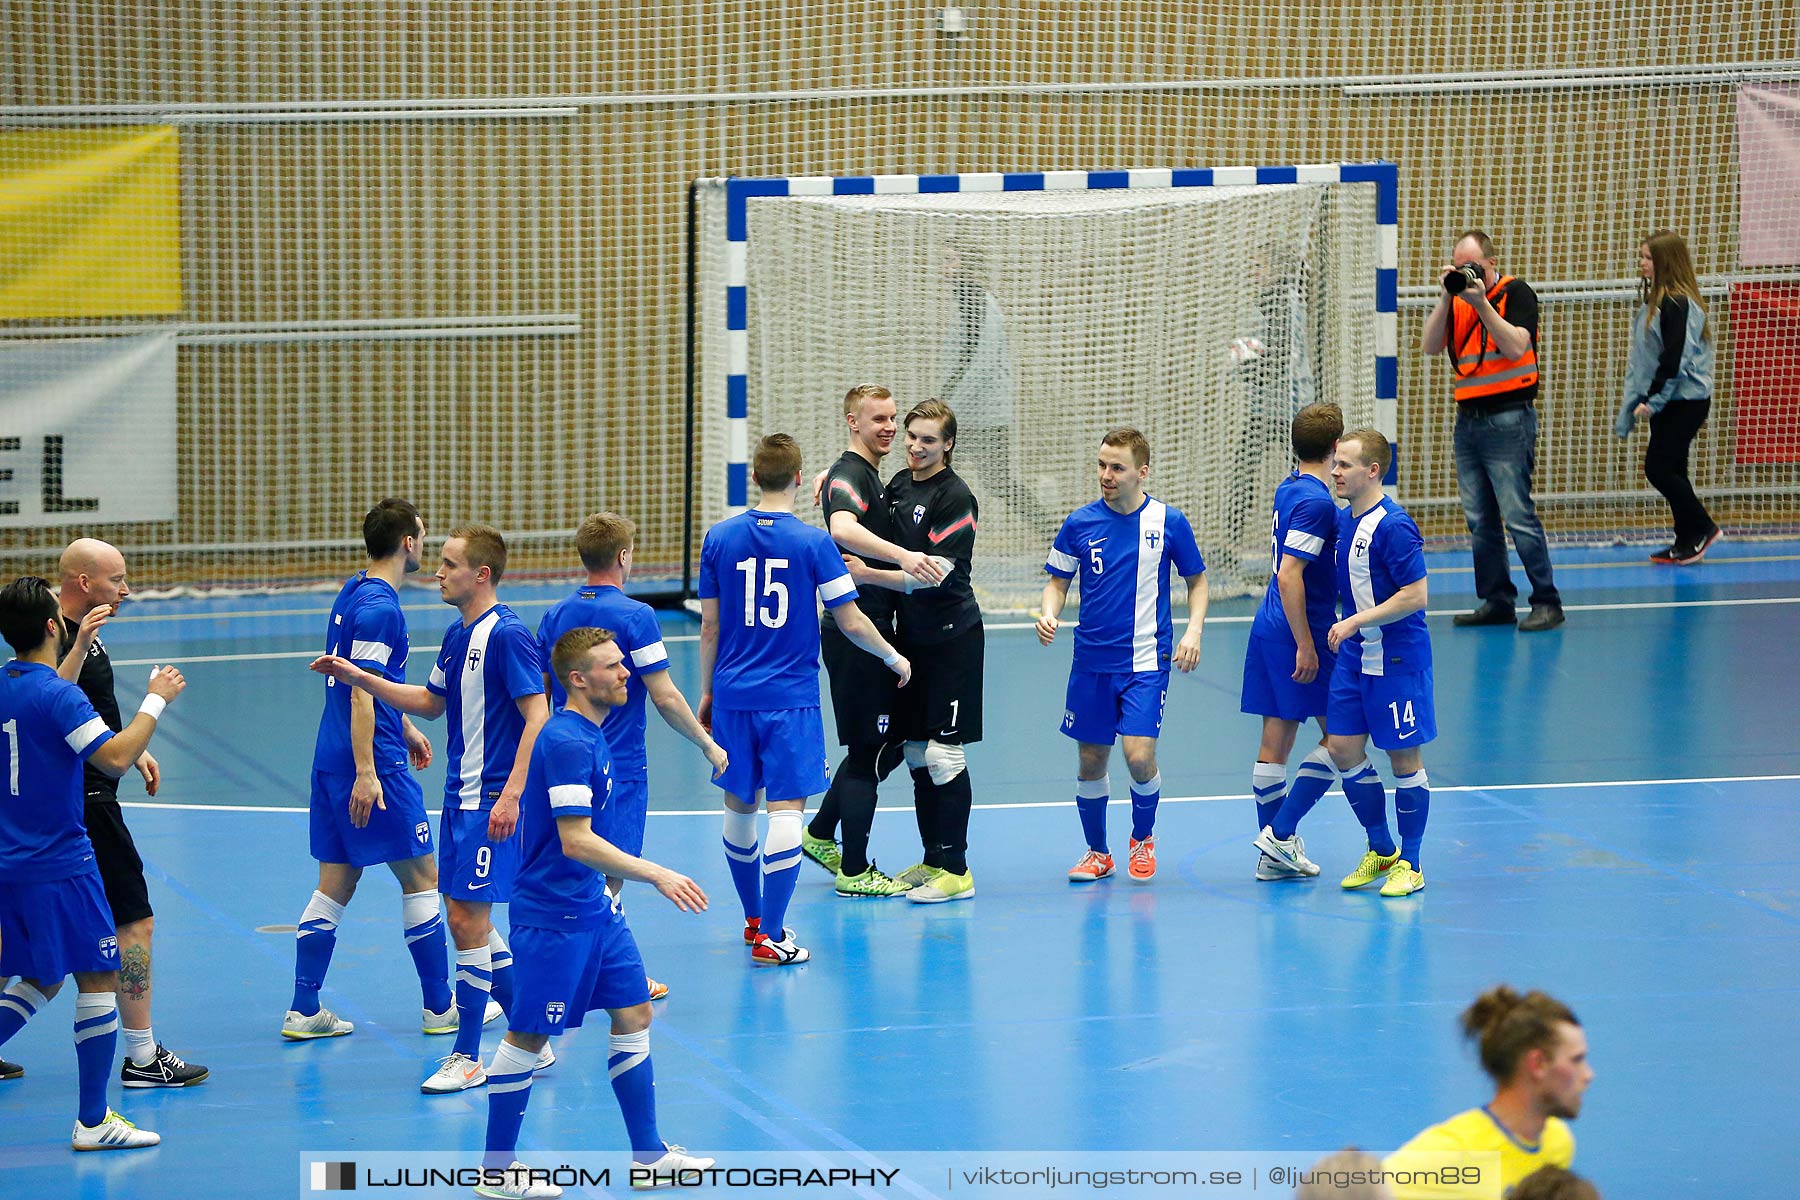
0;334;178;527
1738;83;1800;268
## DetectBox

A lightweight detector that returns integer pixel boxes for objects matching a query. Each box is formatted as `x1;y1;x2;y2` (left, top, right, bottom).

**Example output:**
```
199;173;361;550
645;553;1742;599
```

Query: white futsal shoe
474;1160;563;1198
72;1108;160;1150
631;1143;716;1189
282;1007;354;1039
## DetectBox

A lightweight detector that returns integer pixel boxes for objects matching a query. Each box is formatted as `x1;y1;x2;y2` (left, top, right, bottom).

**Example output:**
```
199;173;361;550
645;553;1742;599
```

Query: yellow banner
0;126;182;319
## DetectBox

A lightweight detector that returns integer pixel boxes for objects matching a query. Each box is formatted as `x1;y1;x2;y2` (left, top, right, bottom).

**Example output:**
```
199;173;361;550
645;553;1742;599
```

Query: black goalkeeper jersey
886;466;981;645
820;450;898;629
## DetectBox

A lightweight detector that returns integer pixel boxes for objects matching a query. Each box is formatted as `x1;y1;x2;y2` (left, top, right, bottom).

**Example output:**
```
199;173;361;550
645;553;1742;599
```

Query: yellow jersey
1384;1106;1575;1199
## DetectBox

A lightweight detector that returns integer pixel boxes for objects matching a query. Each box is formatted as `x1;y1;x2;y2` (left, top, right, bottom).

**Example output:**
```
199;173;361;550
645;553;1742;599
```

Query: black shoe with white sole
121;1045;209;1088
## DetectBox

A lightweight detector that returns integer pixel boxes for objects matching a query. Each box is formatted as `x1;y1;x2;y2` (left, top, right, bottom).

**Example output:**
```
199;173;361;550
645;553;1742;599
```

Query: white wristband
882;651;902;668
138;694;167;722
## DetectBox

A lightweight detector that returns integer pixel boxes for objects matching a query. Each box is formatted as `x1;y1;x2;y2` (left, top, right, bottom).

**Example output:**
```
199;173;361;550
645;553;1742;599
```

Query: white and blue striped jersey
1334;497;1431;677
537;585;669;783
0;661;115;881
698;509;859;710
313;572;411;777
1045;496;1206;674
1250;471;1339;648
512;710;612;930
427;604;544;811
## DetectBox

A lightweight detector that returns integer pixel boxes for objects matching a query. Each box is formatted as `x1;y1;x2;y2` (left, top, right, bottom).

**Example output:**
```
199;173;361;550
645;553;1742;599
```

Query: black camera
1443;262;1484;294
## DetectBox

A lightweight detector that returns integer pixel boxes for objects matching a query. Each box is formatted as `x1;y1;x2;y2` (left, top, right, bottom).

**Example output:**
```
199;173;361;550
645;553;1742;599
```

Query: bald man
47;538;208;1088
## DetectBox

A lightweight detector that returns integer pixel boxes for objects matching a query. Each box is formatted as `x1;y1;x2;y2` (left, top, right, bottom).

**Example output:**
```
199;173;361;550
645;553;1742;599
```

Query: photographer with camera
1421;230;1564;633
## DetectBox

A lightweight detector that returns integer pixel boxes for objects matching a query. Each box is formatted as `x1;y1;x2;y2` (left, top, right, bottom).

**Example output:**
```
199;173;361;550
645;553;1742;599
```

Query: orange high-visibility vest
1450;275;1538;402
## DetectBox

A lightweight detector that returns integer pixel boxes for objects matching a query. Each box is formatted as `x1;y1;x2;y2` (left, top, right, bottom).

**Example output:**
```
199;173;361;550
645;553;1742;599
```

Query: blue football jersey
1045;496;1205;673
0;660;115;881
1250;471;1340;648
537;585;670;783
427;604;543;811
697;509;858;710
511;710;614;930
1336;497;1432;676
313;572;411;777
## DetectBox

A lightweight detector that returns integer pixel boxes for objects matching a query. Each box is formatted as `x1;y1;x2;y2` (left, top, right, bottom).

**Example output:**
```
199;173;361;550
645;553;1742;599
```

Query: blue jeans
1453;405;1560;608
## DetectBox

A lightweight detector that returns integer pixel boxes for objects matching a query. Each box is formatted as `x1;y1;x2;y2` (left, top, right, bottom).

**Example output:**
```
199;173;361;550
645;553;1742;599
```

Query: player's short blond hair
575;512;635;573
843;383;893;418
1338;428;1391;477
551;626;617;688
752;434;804;491
448;524;507;582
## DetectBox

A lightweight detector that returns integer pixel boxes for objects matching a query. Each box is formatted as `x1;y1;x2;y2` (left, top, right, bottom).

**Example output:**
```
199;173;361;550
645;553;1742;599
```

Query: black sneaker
1518;604;1566;632
1673;527;1723;565
1452;600;1517;627
1649;544;1680;564
0;1058;22;1081
120;1045;209;1088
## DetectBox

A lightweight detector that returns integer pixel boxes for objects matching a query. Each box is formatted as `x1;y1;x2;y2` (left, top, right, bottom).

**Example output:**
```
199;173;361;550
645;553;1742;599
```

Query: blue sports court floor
3;543;1798;1197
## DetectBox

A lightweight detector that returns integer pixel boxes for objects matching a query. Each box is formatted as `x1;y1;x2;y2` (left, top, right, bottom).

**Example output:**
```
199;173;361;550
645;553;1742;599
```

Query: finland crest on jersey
913;503;926;525
430;604;542;811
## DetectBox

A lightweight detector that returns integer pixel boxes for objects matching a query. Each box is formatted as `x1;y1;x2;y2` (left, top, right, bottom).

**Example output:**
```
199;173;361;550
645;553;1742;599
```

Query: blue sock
483;1039;538;1171
1252;761;1286;831
1129;772;1161;842
1075;776;1110;854
609;1029;664;1158
1395;769;1430;871
487;929;514;1016
453;945;492;1059
402;891;452;1014
1342;759;1397;855
722;808;762;922
1272;746;1337;840
760;811;804;938
291;890;344;1016
73;992;119;1127
0;980;46;1049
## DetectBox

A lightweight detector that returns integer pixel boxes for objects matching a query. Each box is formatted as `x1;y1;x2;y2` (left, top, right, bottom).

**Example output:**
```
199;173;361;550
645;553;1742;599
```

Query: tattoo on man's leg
120;944;151;1002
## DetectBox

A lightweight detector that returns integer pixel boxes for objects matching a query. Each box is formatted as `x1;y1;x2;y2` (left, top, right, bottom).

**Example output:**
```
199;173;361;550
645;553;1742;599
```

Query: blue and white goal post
692;162;1398;605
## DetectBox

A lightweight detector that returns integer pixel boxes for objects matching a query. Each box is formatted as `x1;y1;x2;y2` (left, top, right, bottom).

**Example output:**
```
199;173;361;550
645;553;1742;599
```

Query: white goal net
695;173;1382;609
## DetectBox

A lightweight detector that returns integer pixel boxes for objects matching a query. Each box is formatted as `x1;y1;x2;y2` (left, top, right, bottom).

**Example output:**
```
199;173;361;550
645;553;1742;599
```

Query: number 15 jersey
698;509;860;711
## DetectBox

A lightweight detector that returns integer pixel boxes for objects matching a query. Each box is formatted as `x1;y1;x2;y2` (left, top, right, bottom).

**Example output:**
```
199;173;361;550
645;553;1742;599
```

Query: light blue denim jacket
1615;297;1712;437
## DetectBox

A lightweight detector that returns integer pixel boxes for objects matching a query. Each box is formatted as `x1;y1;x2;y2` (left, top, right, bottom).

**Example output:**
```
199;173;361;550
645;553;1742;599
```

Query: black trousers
1644;398;1715;546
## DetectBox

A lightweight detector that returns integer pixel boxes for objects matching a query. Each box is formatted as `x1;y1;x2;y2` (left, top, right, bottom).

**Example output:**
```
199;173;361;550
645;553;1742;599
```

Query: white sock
123;1025;157;1066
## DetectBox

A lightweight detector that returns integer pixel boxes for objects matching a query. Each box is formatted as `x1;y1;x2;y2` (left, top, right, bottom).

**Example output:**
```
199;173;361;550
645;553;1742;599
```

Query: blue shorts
0;869;120;981
438;807;519;903
1327;655;1437;751
1060;669;1169;745
1239;632;1335;722
309;768;432;868
596;778;649;858
508;910;649;1035
710;706;829;802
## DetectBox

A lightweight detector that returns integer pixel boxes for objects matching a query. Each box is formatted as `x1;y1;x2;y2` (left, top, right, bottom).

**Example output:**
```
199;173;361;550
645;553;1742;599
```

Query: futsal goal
691;164;1397;609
